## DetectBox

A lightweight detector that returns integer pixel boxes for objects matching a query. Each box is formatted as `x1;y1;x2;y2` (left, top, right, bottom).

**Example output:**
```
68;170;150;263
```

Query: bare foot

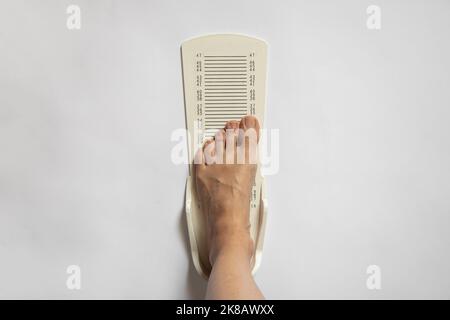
194;116;260;265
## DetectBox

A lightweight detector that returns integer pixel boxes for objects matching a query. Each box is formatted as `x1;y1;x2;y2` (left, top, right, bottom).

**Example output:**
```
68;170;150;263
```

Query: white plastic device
181;34;268;278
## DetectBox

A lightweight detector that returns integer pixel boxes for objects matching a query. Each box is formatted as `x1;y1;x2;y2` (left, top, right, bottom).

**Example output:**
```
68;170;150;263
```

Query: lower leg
206;232;264;300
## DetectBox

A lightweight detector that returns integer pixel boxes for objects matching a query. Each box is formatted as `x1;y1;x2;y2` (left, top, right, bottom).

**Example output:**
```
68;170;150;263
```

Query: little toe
203;139;216;165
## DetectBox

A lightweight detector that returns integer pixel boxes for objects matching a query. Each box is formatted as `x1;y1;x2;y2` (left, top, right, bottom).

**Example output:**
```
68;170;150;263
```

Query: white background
1;0;449;299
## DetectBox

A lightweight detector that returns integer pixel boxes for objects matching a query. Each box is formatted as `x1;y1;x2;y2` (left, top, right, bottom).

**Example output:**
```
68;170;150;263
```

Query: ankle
209;229;254;265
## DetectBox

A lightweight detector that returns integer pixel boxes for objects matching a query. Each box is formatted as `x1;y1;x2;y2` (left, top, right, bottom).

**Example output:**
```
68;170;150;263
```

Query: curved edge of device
251;180;268;276
185;176;208;279
180;33;268;50
185;176;268;279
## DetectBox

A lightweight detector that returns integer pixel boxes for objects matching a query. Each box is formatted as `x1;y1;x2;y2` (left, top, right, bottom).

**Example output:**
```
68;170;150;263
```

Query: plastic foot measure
181;34;268;278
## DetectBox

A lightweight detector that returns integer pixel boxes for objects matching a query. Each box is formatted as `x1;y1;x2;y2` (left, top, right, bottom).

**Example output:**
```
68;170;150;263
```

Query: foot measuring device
181;34;268;278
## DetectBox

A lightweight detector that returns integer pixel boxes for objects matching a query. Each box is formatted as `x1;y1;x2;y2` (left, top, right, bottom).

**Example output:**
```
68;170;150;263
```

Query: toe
238;115;260;164
194;146;205;165
238;115;260;143
203;139;216;165
225;120;240;140
224;125;239;164
225;120;240;131
214;129;225;164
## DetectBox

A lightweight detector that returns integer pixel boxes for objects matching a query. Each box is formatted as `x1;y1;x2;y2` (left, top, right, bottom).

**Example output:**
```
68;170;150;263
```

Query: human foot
194;116;260;266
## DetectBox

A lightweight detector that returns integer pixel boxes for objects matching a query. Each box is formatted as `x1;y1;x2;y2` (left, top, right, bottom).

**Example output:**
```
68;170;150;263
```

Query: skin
194;115;264;300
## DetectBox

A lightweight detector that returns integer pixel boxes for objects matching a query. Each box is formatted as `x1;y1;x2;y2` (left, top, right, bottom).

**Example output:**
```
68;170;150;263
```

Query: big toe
239;116;260;142
238;116;260;164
